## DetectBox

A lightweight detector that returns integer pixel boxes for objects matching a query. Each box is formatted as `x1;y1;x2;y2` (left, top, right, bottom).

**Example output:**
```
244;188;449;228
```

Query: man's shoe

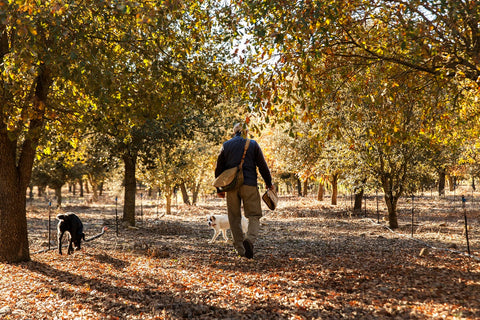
243;239;254;259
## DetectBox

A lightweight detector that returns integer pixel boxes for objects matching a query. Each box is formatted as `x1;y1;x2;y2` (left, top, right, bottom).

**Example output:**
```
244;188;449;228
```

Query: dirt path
0;196;478;319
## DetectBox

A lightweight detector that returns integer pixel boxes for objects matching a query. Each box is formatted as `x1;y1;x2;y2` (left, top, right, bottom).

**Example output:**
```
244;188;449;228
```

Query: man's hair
233;122;243;134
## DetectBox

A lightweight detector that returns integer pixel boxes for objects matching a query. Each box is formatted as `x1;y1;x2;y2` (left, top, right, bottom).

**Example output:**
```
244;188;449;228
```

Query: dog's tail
56;214;67;221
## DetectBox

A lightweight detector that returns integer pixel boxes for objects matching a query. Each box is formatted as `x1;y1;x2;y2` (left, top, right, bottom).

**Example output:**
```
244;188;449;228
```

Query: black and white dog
207;214;248;243
57;213;85;255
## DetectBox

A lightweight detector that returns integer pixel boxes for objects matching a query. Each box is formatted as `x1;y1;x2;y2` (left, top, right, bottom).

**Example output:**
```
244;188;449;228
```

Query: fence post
364;194;367;217
156;191;159;218
453;184;456;211
140;192;143;224
350;192;353;211
462;195;471;255
115;196;119;237
48;201;52;251
411;195;414;237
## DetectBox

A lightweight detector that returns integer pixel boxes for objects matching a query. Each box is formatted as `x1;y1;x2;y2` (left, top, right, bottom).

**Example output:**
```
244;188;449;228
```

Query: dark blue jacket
215;133;272;188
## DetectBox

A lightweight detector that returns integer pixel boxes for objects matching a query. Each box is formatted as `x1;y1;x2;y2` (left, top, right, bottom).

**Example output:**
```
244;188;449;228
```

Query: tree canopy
230;0;480;227
2;0;480;262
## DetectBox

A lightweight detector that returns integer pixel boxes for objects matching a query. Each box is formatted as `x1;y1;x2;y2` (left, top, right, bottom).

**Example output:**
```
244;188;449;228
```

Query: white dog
207;215;248;243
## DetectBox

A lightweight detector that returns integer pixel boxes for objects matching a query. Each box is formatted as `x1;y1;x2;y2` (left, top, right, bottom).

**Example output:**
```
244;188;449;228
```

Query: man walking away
215;123;275;259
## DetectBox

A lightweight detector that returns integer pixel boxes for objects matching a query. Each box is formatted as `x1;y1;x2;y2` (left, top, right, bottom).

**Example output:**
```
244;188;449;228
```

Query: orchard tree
0;2;87;262
174;138;220;205
74;134;117;202
268;123;321;196
31;158;68;207
31;120;95;206
335;62;463;228
85;1;243;226
139;141;182;215
139;105;240;213
0;0;145;262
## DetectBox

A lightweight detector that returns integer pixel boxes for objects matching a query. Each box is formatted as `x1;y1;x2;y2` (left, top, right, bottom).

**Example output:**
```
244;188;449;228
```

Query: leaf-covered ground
1;195;479;319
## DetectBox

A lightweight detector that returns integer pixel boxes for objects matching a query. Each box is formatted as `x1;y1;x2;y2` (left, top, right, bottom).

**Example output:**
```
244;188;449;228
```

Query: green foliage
229;0;480;227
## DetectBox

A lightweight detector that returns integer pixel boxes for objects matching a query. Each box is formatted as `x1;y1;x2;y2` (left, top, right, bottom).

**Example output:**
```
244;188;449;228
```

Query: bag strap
239;139;250;169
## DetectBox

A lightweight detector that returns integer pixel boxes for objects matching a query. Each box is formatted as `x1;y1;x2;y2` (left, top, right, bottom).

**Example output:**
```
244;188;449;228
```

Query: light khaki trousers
226;185;262;256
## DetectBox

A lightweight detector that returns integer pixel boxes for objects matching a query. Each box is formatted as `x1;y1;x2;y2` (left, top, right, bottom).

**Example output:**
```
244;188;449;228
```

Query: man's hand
217;191;225;198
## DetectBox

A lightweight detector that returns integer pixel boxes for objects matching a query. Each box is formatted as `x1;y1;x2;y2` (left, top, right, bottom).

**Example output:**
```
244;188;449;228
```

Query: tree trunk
296;177;302;196
192;182;200;205
353;179;367;213
123;152;137;226
87;174;99;202
28;186;34;200
38;186;45;198
165;189;173;215
179;182;191;205
381;174;399;229
302;179;308;197
192;171;204;205
438;168;446;196
54;187;62;207
448;175;455;192
331;174;338;205
384;193;399;229
317;182;324;201
0;62;51;262
0;165;30;262
353;188;364;213
79;178;84;197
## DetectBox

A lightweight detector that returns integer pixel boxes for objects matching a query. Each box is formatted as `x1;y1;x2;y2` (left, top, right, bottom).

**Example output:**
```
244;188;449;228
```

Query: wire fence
26;184;479;260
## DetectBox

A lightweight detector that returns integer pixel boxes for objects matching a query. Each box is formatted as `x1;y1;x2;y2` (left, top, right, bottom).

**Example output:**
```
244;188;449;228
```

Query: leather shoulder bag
213;139;250;192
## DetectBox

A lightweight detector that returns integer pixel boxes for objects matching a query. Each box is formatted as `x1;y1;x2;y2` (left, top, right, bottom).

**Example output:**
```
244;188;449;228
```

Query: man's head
233;122;247;135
